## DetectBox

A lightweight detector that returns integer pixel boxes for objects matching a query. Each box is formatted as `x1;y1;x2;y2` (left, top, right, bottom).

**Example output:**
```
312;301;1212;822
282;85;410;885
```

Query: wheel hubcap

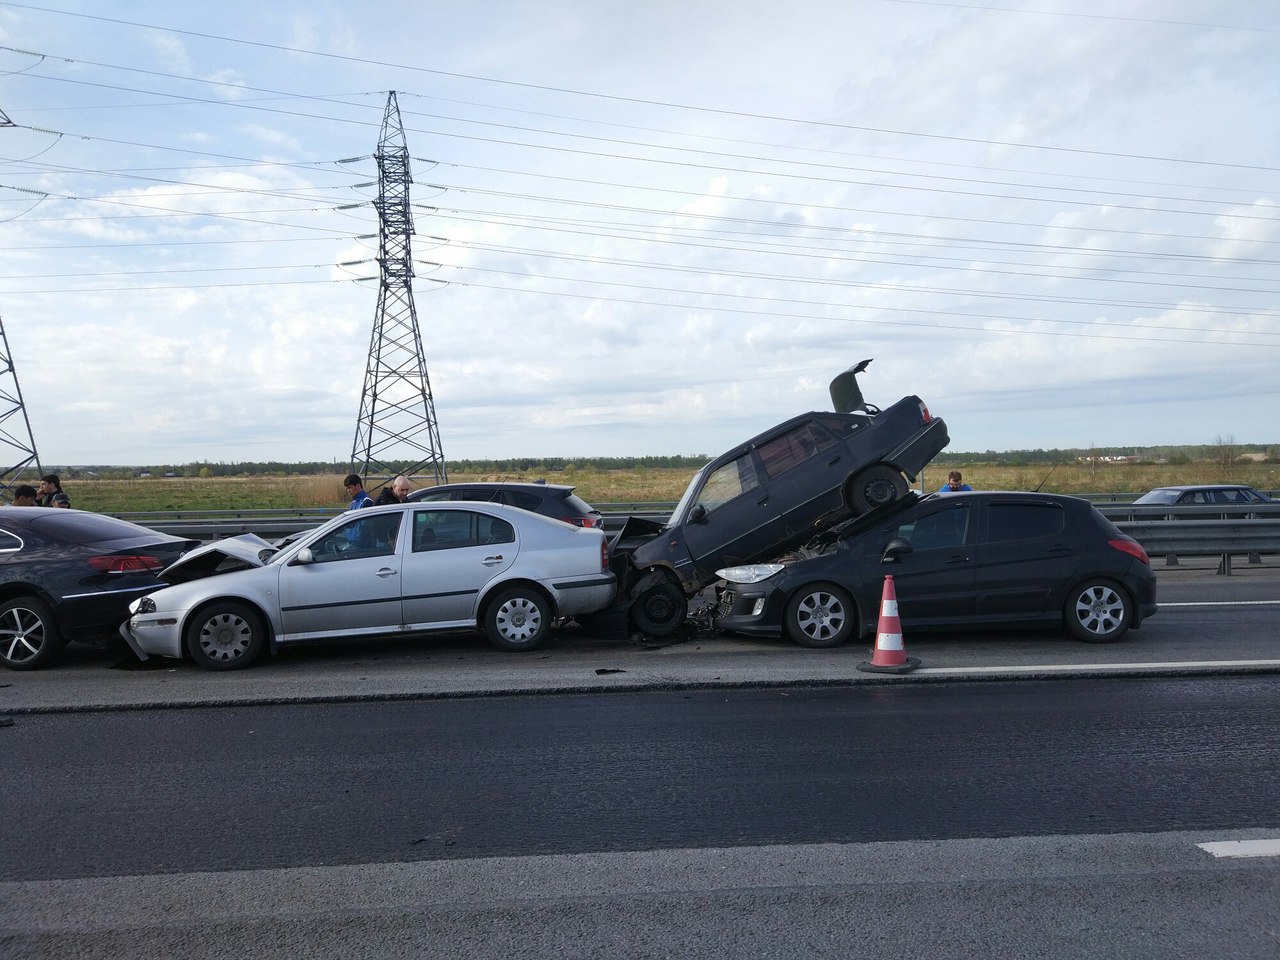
1075;586;1123;635
497;598;542;642
199;613;252;661
797;593;845;641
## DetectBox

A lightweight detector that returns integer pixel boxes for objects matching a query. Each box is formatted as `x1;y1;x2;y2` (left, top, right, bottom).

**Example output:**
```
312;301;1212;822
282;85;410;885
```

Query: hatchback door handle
757;495;770;506
827;456;841;466
375;568;397;578
483;555;504;566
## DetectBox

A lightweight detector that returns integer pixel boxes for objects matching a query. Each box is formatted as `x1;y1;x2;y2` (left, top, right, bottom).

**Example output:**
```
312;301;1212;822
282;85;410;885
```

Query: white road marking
1160;600;1280;607
1197;839;1280;859
916;660;1280;675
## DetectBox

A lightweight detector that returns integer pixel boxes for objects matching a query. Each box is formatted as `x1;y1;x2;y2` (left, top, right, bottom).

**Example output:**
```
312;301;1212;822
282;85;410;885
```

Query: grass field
58;461;1280;514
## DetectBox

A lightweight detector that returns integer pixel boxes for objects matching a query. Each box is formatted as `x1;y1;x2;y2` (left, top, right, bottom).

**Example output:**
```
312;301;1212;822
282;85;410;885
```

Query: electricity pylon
0;317;43;497
350;91;447;485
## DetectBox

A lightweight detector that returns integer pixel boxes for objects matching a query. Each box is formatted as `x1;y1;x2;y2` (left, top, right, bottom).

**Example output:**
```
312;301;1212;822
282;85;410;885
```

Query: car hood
158;533;280;585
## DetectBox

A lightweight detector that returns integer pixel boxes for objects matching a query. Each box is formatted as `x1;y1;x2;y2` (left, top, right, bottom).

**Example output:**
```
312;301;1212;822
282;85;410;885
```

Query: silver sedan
120;501;616;670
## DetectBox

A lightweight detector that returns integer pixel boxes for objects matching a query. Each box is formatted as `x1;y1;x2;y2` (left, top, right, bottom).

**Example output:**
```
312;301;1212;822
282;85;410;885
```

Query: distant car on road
121;501;616;670
407;481;604;528
612;360;949;637
1133;485;1276;506
0;509;198;670
714;491;1157;647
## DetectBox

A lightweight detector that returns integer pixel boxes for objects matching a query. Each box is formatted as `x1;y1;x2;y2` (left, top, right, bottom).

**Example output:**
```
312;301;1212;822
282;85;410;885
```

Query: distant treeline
42;443;1280;479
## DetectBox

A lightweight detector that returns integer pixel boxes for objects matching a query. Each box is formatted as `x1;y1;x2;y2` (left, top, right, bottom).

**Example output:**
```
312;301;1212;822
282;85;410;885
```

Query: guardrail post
1217;554;1233;576
1165;554;1179;566
1249;552;1262;565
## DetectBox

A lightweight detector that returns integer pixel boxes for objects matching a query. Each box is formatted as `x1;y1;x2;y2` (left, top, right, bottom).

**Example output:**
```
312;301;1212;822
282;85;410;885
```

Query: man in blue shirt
939;470;973;493
344;474;374;510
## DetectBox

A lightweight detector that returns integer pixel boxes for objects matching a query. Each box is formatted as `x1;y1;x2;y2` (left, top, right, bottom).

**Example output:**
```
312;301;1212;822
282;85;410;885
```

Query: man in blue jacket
344;474;374;510
939;470;973;493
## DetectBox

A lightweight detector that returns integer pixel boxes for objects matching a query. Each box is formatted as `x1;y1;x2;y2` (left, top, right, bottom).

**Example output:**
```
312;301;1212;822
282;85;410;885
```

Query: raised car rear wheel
847;465;909;513
0;596;64;671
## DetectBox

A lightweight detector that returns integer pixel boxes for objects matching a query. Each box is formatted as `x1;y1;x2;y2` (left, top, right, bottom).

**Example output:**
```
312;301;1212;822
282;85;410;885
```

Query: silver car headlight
715;564;786;584
132;596;157;614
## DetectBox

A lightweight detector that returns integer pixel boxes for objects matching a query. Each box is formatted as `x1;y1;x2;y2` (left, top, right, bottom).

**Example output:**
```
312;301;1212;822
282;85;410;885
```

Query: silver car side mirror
294;547;315;564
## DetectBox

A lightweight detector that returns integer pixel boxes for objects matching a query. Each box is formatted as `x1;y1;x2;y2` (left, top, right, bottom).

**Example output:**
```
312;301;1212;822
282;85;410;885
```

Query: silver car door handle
375;568;398;578
483;555;504;565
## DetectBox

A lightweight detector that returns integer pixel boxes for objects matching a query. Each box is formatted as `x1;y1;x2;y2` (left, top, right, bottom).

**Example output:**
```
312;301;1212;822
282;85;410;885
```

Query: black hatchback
714;491;1158;647
406;481;604;528
0;509;198;669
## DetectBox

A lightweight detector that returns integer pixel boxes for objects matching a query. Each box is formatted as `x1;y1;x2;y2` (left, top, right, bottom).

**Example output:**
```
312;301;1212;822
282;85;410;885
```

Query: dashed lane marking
1197;839;1280;859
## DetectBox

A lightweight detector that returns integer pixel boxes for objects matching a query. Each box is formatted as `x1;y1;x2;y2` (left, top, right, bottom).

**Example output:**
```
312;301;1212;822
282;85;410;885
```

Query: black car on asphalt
612;360;949;636
0;508;198;669
407;481;604;528
714;491;1158;647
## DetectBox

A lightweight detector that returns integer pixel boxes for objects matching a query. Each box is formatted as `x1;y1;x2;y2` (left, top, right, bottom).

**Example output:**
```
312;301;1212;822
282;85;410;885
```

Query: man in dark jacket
37;474;71;508
375;475;412;505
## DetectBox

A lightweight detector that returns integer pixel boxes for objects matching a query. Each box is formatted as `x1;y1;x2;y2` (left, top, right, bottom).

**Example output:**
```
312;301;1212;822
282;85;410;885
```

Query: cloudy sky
1;1;1277;467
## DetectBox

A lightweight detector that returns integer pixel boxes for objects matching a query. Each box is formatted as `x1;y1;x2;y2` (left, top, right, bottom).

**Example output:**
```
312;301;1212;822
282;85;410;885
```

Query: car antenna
1032;462;1061;492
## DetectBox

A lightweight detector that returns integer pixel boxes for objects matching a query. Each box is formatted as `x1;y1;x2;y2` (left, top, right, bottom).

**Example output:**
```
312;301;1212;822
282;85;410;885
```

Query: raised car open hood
159;533;279;585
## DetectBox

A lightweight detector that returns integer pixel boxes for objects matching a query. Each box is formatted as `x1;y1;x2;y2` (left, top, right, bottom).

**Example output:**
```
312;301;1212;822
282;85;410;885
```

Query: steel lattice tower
350;91;447;484
0;317;43;497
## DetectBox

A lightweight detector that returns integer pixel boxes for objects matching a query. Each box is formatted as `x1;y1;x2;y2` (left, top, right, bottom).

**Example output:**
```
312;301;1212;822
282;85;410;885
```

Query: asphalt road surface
2;557;1278;958
4;677;1280;958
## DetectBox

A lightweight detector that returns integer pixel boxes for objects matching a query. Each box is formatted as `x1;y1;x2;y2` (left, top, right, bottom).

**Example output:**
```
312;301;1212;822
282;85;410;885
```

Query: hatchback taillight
89;555;165;574
1108;538;1150;565
567;516;604;528
600;539;610;573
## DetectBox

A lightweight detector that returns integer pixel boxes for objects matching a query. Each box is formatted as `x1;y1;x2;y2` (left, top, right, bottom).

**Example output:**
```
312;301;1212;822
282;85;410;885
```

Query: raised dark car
714;491;1157;647
407;481;604;528
613;360;949;636
0;508;198;669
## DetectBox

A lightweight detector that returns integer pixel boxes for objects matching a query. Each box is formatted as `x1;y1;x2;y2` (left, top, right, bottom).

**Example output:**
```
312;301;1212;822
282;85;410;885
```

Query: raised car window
896;505;970;550
694;454;761;514
755;420;837;479
986;503;1065;542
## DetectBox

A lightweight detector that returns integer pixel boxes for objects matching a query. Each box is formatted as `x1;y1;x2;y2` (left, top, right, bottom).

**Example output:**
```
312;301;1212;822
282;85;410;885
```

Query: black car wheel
1065;579;1132;643
484;586;552;651
847;465;909;513
784;583;856;648
186;601;267;670
630;572;688;638
0;596;64;671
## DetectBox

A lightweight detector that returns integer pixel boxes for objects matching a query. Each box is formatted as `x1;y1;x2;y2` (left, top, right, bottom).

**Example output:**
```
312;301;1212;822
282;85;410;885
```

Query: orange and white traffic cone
857;575;921;674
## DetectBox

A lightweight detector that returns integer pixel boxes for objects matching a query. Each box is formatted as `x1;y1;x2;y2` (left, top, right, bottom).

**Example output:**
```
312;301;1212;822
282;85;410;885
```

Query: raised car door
277;511;405;641
400;508;516;628
679;451;785;575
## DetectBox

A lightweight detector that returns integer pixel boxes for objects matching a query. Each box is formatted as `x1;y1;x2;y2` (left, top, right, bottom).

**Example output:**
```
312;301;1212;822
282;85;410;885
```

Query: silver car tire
0;596;64;671
784;583;856;649
1065;579;1131;643
484;587;551;652
185;601;267;670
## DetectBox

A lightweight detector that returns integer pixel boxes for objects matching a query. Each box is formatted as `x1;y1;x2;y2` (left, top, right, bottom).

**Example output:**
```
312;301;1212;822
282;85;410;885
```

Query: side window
986;503;1065;542
477;515;515;545
896;505;970;550
414;490;450;502
502;491;542;512
413;509;478;551
755;421;838;479
694;454;761;514
309;513;400;562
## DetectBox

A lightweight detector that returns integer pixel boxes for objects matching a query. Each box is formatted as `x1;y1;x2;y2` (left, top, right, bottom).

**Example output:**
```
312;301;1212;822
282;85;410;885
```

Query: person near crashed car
343;474;374;510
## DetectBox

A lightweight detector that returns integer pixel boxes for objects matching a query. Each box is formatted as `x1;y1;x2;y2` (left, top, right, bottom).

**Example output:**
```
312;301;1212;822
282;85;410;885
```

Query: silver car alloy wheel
0;605;46;666
794;589;847;643
196;611;255;663
494;596;543;644
1072;584;1125;638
